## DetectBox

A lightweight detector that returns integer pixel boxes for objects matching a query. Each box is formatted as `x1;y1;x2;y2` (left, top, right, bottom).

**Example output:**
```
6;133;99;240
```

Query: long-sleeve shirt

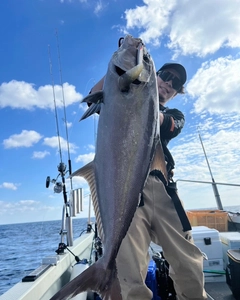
159;104;185;173
160;104;185;146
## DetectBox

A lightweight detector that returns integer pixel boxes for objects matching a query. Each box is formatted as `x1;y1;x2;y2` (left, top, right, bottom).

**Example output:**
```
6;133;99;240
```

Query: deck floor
205;282;236;300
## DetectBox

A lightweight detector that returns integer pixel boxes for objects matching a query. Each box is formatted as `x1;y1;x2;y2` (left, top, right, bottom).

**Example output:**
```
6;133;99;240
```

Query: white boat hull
0;232;94;300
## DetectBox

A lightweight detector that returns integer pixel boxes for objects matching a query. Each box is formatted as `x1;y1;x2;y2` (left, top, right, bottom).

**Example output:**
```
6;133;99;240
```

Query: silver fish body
50;35;166;300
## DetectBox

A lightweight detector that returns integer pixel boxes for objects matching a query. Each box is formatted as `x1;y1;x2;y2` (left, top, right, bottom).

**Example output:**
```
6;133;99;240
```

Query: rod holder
76;188;83;214
66;216;73;246
70;190;76;217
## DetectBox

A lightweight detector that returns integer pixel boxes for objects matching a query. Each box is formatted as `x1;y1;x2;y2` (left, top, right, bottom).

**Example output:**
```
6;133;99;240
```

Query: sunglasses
157;70;182;91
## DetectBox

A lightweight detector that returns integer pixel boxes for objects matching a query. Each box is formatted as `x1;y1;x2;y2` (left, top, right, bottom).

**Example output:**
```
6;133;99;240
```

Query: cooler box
219;232;240;268
192;226;225;282
226;249;240;300
192;226;223;259
187;210;228;232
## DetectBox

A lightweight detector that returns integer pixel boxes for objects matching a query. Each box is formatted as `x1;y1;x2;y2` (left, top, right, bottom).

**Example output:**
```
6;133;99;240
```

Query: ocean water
0;206;239;296
0;217;94;296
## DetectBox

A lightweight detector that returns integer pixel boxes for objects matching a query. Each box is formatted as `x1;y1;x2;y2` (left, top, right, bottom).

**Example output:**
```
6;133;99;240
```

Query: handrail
176;179;240;187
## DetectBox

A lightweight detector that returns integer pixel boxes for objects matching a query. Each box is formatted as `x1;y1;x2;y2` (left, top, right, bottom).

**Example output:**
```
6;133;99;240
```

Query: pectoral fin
81;91;104;104
80;103;102;121
80;91;103;121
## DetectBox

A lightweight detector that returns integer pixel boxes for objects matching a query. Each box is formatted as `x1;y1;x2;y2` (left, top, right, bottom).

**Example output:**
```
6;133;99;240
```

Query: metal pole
88;194;91;224
198;129;223;210
176;179;240;187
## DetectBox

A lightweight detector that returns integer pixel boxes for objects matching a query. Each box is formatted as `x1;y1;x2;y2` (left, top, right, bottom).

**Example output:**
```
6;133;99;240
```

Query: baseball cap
158;63;187;85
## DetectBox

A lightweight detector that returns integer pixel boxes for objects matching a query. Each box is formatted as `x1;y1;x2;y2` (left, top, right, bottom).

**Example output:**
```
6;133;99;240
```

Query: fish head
109;35;156;92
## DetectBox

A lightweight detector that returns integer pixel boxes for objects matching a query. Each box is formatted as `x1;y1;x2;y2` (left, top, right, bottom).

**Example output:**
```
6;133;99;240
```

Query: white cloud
3;130;43;149
0;81;83;110
124;0;176;46
170;125;240;208
187;56;240;114
94;0;104;15
19;200;39;205
66;121;72;128
0;199;56;215
172;127;240;183
87;144;95;150
43;136;78;153
0;182;18;190
32;151;50;159
71;176;89;190
167;0;240;57
75;152;95;164
124;0;240;57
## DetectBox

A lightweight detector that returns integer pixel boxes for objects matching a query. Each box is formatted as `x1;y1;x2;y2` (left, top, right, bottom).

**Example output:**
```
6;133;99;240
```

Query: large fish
50;34;167;300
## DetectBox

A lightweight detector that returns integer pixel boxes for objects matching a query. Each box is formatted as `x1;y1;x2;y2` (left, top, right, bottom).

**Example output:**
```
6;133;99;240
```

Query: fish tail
50;260;122;300
72;260;122;300
102;275;123;300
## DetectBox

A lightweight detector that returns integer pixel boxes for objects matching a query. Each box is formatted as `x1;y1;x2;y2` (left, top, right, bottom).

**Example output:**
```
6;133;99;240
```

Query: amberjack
50;34;167;300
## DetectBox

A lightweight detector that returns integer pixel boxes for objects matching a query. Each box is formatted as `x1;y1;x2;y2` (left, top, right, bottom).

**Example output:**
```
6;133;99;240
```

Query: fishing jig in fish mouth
118;42;144;92
117;40;154;93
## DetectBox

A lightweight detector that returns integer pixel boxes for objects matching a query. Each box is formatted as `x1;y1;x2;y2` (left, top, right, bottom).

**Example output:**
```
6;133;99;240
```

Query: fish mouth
115;66;141;85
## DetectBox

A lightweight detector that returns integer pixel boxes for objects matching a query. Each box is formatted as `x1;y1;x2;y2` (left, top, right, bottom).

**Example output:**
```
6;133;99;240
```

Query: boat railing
176;179;240;210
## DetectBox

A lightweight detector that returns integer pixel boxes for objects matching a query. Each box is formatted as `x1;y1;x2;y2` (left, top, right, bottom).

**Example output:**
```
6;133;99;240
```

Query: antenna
197;127;223;210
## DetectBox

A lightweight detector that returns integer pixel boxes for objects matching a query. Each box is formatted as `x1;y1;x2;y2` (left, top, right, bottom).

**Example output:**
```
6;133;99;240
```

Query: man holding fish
88;50;207;300
51;35;207;300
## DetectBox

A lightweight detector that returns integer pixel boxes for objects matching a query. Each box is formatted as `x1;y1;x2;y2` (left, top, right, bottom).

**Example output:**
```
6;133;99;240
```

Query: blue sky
0;0;240;225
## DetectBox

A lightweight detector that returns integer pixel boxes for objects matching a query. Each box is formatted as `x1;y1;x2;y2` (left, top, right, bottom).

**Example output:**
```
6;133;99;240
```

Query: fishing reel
46;162;67;193
46;176;63;193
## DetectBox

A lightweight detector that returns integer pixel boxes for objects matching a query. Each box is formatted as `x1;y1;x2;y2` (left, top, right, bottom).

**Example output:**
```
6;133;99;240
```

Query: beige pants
116;175;207;300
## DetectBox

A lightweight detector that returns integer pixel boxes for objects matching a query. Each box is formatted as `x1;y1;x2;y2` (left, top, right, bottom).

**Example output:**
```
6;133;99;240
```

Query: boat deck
205;282;235;300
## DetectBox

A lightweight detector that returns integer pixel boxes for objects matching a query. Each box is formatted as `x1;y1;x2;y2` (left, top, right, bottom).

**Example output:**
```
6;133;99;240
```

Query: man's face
157;68;181;104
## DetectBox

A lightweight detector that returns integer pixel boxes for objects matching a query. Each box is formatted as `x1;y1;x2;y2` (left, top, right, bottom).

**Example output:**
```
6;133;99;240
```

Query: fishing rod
46;44;69;207
56;29;73;190
45;34;76;249
197;127;223;210
45;30;74;198
45;32;88;251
